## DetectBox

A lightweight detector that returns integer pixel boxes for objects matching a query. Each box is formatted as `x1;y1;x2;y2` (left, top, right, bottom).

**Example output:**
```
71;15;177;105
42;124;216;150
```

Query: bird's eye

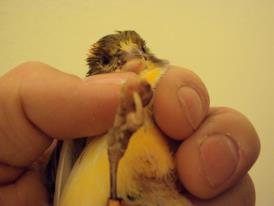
141;45;146;53
101;55;110;65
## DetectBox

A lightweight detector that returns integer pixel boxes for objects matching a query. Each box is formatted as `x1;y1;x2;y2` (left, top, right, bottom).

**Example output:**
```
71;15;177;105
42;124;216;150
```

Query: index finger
0;62;135;170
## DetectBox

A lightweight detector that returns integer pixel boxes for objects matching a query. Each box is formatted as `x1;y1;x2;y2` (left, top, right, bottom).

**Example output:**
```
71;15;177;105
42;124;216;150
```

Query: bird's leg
107;78;153;205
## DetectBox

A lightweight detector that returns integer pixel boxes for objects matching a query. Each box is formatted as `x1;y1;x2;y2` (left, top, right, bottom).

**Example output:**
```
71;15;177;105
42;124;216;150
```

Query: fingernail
200;135;239;188
177;86;204;129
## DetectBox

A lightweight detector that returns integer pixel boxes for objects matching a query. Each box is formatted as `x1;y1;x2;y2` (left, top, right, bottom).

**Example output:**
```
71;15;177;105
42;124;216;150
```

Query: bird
53;30;191;206
86;30;167;76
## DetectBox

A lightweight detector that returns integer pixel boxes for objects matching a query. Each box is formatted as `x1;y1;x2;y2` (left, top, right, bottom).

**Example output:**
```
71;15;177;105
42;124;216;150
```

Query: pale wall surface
0;0;273;205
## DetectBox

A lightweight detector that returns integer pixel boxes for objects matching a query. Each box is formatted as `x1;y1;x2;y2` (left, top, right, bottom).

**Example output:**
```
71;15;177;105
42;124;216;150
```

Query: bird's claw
107;77;153;201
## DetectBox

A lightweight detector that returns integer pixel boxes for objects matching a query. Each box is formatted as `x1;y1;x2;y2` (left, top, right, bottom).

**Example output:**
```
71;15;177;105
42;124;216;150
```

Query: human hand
0;62;135;205
0;62;259;206
153;65;260;205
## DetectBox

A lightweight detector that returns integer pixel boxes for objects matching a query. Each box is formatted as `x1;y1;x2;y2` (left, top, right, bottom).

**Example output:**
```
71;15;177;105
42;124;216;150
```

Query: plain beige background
0;0;273;205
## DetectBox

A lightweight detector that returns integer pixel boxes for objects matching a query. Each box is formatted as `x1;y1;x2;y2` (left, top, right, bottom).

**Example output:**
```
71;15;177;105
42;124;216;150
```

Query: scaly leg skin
107;78;153;206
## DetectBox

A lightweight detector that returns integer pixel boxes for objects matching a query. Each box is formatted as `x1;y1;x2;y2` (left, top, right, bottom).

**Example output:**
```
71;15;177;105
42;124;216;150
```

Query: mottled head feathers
86;30;167;76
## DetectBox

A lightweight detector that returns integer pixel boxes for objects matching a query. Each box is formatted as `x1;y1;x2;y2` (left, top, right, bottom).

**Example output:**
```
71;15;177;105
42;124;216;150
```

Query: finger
189;175;255;206
18;62;135;138
0;62;135;170
153;66;210;140
176;107;260;199
0;169;48;206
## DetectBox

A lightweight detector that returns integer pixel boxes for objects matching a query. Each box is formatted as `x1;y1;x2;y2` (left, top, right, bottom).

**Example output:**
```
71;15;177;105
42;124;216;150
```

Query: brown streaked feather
86;30;168;76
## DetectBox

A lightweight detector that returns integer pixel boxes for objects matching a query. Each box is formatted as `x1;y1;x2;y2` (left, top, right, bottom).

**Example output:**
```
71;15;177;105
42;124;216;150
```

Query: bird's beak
120;48;147;74
120;58;146;74
128;48;146;60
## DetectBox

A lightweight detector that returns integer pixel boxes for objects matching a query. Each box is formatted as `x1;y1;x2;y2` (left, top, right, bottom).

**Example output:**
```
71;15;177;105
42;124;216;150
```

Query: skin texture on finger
0;169;48;206
176;107;260;199
0;164;24;184
18;62;135;138
0;62;134;176
0;62;52;169
153;66;210;140
189;175;255;206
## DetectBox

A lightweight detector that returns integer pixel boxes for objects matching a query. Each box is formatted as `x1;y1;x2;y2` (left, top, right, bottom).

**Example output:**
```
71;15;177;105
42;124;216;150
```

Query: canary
53;31;191;206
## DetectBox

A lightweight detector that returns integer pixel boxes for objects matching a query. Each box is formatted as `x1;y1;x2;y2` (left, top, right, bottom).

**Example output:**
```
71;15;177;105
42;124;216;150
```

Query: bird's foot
107;77;153;200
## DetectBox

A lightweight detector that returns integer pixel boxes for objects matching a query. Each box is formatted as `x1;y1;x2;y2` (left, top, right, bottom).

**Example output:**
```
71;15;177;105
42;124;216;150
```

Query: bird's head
86;30;167;76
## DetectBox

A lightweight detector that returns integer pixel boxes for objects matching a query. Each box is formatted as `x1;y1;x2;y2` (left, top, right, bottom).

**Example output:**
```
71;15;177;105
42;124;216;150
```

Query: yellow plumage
58;114;173;206
117;112;174;199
